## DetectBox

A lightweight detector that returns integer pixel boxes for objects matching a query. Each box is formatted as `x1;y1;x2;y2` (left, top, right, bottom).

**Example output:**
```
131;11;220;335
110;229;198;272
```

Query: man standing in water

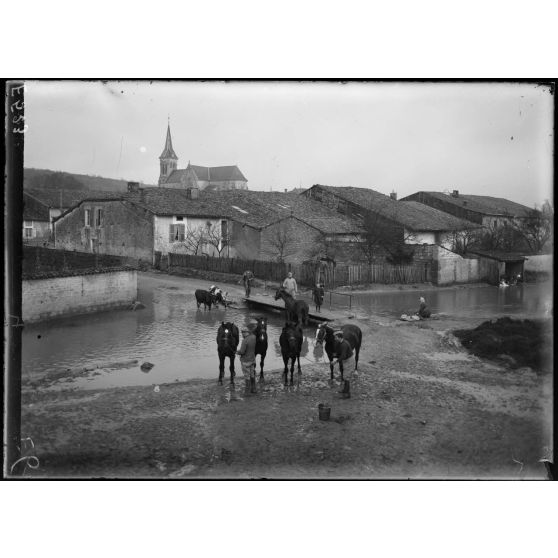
282;271;298;299
237;325;257;394
241;270;254;298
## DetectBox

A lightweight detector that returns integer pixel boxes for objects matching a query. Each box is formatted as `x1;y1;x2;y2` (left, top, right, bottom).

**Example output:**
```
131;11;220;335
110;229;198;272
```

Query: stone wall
22;269;137;323
23;246;127;277
55;200;154;262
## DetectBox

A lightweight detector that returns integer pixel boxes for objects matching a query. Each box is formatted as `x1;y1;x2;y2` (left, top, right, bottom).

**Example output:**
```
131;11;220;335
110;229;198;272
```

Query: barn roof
309;185;479;231
402;191;533;217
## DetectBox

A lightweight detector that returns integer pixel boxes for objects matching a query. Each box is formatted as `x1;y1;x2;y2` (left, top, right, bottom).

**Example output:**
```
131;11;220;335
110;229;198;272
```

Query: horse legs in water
229;355;236;384
258;354;266;380
218;353;225;385
282;354;290;386
329;358;335;381
289;357;296;385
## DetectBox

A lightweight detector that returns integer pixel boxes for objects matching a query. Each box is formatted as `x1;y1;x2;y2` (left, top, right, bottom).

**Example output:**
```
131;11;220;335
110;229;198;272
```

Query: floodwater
22;274;317;391
346;282;553;321
22;273;552;390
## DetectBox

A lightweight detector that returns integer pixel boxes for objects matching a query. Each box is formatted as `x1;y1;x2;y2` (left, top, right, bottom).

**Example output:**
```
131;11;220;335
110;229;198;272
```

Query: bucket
318;403;331;421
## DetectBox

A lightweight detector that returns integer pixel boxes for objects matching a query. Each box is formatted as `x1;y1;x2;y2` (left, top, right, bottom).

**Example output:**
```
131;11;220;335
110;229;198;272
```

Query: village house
23;189;114;241
400;190;532;228
23;191;50;241
53;184;364;265
303;184;479;254
158;122;248;191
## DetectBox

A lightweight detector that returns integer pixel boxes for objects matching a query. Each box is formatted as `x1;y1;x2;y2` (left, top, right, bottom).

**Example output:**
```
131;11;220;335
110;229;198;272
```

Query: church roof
189;164;247;182
165;164;247;184
159;123;178;160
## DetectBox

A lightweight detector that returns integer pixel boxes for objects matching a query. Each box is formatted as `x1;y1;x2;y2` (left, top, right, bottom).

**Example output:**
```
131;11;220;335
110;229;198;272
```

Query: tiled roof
165;169;188;183
311;185;477;231
58;187;362;234
191;165;247;182
26;188;118;208
402;191;533;217
468;249;527;262
23;193;50;221
164;165;248;184
399;201;481;231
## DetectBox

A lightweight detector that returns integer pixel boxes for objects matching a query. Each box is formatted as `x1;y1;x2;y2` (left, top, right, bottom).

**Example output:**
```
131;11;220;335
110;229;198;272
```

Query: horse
279;321;303;385
274;287;309;326
195;289;217;310
315;322;362;381
216;321;240;384
254;316;268;380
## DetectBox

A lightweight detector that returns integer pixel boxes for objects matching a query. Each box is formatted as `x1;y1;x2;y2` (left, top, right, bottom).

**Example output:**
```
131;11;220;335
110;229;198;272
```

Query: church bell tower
158;120;178;186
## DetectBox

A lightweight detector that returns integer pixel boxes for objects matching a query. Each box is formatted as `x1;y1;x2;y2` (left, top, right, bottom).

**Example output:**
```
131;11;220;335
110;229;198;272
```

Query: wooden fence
168;253;432;287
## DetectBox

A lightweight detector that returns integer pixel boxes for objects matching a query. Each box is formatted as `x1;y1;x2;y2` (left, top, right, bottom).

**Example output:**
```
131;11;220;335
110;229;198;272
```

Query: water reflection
351;282;551;320
22;276;551;390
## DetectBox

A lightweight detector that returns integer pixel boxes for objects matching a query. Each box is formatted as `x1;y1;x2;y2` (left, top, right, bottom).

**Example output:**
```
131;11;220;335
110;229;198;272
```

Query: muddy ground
18;280;553;479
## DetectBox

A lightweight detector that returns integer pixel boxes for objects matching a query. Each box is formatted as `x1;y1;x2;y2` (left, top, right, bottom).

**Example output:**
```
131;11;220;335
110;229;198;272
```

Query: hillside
23;168;156;192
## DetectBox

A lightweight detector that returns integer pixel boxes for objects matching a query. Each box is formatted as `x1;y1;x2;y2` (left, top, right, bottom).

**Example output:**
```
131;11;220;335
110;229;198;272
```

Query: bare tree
204;222;231;258
354;200;416;264
173;225;206;255
266;222;297;263
509;204;554;253
442;227;479;255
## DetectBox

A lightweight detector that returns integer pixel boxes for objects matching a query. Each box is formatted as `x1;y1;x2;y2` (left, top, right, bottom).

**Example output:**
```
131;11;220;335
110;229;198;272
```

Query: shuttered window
169;223;185;242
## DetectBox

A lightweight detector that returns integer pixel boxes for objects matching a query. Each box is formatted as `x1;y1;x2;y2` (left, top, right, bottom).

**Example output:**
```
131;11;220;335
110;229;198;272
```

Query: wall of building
433;246;484;286
23;220;50;239
156;215;225;256
524;254;553;273
22;269;137;323
49;208;65;231
229;221;261;259
55;200;154;261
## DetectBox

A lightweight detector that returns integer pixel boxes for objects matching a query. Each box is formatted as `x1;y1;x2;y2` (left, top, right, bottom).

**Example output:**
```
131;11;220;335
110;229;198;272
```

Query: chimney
452;190;459;198
128;181;140;193
185;187;199;199
284;189;288;193
390;191;397;200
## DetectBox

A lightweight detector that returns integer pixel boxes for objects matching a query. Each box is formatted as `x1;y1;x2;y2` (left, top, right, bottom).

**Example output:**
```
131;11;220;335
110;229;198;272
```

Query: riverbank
19;304;553;478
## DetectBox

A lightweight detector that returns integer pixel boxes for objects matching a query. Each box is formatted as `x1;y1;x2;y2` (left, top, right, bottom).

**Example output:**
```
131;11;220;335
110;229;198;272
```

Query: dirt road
19;295;552;478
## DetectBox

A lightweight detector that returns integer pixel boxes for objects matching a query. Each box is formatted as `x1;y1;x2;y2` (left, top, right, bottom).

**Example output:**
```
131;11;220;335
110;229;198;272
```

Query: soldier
236;325;257;393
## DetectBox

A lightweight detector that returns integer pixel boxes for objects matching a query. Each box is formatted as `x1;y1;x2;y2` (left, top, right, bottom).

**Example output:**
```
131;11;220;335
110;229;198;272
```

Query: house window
24;221;34;238
221;220;228;242
84;209;91;227
95;208;103;227
175;216;184;222
169;223;185;242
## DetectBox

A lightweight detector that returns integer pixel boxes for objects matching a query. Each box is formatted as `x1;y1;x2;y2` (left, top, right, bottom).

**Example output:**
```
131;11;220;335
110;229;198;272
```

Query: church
158;122;248;191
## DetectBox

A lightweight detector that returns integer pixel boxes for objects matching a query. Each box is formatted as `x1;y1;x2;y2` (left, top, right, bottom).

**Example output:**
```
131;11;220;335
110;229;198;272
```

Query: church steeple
158;119;178;185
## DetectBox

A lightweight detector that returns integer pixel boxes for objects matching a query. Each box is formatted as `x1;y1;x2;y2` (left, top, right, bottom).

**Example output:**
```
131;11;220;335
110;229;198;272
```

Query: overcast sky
24;80;553;208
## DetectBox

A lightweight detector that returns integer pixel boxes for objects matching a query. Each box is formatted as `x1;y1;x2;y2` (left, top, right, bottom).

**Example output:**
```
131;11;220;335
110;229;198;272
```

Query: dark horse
195;289;217;310
216;321;239;384
315;322;362;381
254;316;268;380
274;287;309;326
279;321;303;385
